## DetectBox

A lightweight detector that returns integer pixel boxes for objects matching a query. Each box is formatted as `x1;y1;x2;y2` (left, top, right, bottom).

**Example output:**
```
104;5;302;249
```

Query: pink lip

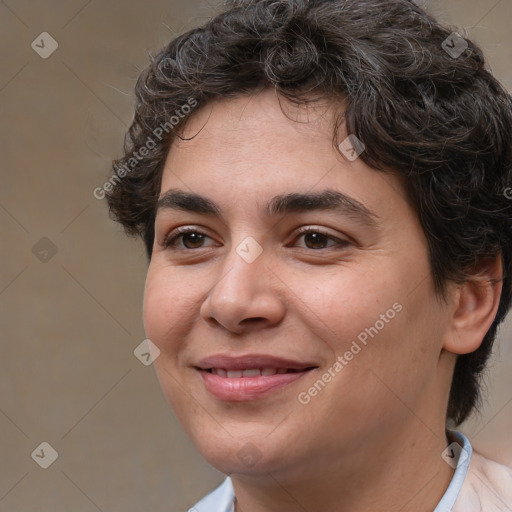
198;369;313;401
194;353;318;401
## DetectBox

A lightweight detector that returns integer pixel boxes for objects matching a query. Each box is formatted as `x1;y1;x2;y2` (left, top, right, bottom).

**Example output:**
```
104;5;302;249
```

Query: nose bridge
201;234;285;332
215;234;267;301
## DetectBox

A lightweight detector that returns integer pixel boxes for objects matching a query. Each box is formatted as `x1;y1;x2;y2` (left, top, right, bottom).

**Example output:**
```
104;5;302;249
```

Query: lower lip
198;369;313;401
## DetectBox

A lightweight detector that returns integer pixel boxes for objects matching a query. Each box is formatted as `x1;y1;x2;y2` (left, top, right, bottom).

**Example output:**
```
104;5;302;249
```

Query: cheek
143;273;167;341
289;265;403;350
142;268;195;353
142;269;197;411
293;261;438;402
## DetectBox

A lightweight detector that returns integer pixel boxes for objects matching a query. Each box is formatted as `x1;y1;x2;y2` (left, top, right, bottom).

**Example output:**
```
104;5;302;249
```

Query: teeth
242;369;261;377
210;368;291;378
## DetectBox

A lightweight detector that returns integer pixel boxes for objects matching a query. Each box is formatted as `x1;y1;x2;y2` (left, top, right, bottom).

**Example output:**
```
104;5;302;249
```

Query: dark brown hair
106;0;512;425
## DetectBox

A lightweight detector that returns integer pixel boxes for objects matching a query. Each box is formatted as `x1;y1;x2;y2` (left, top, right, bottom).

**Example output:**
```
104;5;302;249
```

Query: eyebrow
156;189;379;227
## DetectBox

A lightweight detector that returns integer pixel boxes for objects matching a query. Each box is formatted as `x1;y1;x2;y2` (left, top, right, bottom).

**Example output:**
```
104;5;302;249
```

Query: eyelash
162;226;349;250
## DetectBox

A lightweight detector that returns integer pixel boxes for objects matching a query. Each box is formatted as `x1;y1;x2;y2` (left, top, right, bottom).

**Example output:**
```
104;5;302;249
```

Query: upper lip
195;354;318;371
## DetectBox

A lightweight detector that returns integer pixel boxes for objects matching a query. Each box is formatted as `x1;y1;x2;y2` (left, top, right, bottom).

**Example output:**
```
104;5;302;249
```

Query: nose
199;242;286;334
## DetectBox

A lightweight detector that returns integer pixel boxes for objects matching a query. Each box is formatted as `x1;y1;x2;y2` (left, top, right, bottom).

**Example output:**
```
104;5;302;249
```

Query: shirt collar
434;430;473;512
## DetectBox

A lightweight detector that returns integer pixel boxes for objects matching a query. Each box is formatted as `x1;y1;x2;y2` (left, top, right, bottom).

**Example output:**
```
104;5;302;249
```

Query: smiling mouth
196;366;318;401
204;367;315;377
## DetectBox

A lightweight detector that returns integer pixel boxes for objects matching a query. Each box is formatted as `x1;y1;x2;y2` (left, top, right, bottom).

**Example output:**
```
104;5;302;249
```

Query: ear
443;255;503;355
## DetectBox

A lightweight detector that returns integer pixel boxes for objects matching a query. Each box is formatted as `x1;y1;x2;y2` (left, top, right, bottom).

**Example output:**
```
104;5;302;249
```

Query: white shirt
189;431;512;512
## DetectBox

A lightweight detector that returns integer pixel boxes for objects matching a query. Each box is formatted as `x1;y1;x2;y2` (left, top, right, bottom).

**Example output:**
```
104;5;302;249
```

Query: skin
143;88;502;512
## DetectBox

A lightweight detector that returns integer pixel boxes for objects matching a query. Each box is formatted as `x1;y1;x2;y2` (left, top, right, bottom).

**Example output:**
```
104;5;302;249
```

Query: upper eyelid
162;226;213;247
294;226;347;240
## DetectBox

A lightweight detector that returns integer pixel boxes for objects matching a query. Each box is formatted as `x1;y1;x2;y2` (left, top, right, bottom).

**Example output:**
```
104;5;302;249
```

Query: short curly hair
106;0;512;426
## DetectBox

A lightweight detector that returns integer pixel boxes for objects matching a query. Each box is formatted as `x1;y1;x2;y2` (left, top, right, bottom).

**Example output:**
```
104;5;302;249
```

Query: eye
162;226;349;251
292;227;350;250
163;227;218;249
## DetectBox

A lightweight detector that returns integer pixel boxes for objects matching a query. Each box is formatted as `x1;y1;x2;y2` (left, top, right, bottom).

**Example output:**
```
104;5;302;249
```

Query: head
106;0;512;476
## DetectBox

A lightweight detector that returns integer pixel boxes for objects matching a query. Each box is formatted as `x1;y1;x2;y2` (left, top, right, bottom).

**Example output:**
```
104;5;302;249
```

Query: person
105;0;512;510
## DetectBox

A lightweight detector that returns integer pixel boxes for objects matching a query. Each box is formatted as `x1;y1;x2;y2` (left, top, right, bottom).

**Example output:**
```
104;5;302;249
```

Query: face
143;89;455;480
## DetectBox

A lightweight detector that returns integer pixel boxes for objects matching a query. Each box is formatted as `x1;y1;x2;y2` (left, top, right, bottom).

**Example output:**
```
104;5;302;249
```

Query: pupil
305;233;327;249
184;233;204;248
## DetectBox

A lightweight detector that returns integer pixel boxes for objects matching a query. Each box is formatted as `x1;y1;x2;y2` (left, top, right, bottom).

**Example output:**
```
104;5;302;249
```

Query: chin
195;434;276;474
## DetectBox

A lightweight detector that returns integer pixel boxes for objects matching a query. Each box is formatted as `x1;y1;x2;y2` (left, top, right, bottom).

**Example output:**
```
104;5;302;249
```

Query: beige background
1;1;511;510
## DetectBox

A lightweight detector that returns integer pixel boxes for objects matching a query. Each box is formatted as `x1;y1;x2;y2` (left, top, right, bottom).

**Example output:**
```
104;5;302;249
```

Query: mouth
203;367;315;377
194;355;318;401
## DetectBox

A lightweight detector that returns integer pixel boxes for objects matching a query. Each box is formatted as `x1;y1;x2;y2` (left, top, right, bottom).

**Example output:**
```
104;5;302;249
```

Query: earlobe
443;255;503;355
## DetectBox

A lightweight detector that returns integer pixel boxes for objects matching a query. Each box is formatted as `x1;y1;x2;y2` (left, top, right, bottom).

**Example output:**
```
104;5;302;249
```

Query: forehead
172;88;339;158
161;89;410;222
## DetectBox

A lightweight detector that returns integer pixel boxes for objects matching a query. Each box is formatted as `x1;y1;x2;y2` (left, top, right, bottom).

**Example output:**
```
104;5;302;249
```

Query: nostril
240;317;267;326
